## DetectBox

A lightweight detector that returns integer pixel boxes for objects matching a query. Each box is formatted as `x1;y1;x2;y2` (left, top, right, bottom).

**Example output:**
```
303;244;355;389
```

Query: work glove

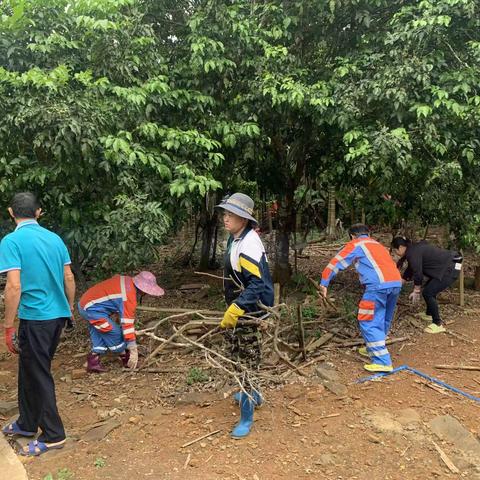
409;290;421;305
220;303;245;329
4;327;19;354
127;344;138;369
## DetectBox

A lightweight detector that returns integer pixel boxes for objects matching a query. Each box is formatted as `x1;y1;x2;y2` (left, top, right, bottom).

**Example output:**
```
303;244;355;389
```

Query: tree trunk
274;228;291;284
326;185;336;238
270;130;309;285
273;195;295;284
267;204;273;233
475;266;480;291
209;221;219;269
198;194;218;271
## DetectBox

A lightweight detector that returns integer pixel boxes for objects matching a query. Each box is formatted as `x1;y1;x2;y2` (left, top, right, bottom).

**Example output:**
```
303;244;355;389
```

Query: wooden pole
459;249;464;307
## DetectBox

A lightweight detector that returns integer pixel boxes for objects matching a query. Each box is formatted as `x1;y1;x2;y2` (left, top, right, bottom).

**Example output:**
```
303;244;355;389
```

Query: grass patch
186;367;209;385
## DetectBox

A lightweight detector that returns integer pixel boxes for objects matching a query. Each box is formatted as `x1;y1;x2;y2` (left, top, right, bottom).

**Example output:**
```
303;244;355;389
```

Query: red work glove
5;327;19;354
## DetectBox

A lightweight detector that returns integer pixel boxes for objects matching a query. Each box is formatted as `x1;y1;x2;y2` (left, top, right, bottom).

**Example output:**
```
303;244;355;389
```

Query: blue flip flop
19;439;65;457
2;421;36;437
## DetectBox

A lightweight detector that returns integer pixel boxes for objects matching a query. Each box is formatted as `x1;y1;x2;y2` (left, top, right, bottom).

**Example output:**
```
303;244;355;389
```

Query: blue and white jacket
224;227;274;312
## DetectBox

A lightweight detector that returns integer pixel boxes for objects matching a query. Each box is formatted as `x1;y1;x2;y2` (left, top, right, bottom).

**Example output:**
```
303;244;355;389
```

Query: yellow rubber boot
424;323;446;334
358;346;370;358
364;363;393;373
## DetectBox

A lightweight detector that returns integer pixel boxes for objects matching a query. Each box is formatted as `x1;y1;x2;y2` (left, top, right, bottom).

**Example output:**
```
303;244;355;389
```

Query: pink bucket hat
133;271;165;296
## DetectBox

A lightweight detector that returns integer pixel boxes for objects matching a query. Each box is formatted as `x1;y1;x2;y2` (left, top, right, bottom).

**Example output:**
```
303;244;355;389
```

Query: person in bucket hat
215;193;274;439
78;271;164;372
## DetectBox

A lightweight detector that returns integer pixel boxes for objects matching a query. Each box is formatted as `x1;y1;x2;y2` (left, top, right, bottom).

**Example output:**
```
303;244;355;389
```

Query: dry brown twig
307;277;339;312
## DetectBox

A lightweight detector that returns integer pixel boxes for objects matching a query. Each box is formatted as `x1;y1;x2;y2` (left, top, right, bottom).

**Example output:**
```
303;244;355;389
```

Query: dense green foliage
1;0;479;278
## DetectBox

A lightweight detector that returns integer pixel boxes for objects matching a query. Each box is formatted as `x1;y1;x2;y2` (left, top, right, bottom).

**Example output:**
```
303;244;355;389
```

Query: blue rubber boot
231;393;255;438
233;390;263;407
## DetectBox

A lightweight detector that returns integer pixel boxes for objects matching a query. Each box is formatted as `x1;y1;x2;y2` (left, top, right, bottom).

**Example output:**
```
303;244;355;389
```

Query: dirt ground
1;239;480;480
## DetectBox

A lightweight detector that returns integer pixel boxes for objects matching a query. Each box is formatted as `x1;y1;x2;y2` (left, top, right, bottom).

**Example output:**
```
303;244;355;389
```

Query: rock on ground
429;414;480;469
0;434;28;480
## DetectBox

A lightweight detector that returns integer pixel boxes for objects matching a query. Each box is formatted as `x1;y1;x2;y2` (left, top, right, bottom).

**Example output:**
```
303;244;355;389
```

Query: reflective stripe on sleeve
120;276;127;301
326;263;339;274
334;254;349;268
94;322;111;331
121;318;135;324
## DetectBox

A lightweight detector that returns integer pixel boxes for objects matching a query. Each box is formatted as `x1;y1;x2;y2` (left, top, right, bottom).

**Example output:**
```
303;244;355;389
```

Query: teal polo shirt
0;220;72;320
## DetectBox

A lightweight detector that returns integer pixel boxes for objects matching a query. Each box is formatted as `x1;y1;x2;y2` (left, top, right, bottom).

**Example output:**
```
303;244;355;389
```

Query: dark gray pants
17;318;66;443
423;264;459;325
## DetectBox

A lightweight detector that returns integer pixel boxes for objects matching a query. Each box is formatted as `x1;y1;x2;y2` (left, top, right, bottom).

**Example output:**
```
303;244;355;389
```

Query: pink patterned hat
133;271;165;296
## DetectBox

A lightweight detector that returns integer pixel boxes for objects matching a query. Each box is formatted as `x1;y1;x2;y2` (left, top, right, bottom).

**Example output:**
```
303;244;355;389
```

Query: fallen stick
431;440;459;474
137;311;206;335
71;388;98;396
435;365;480;371
122;368;187;374
307;277;338;311
194;271;229;281
271;312;306;376
446;330;475;344
400;445;410;457
306;333;335;352
202;352;255;399
319;413;341;419
422;381;450;396
137;306;224;315
139;331;189;347
181;429;222;448
334;336;409;348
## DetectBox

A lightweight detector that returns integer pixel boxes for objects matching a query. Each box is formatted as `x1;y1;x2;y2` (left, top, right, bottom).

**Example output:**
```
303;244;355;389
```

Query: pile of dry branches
134;275;410;394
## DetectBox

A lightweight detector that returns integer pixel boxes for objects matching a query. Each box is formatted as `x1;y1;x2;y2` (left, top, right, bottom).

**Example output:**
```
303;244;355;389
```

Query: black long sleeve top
398;241;457;286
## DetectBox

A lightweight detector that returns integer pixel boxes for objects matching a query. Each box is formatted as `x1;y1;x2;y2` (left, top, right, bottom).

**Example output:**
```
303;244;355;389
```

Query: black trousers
422;264;459;325
17;318;66;443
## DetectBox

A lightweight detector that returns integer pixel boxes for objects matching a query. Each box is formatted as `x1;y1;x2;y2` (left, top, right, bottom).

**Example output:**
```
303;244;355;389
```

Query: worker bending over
391;237;462;334
78;271;164;372
320;224;402;373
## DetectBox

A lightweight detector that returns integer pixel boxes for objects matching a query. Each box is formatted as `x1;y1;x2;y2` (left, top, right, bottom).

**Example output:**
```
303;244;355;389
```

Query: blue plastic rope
357;364;480;403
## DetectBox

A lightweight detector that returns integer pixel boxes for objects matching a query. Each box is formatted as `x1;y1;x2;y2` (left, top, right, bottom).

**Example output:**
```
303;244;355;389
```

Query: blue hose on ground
356;365;480;403
356;365;408;383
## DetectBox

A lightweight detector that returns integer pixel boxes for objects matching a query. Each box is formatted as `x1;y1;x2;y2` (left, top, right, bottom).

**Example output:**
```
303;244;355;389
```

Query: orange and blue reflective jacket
321;235;401;290
79;275;137;344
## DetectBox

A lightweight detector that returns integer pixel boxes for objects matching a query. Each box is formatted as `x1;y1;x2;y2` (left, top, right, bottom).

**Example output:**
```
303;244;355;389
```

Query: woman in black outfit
391;237;462;333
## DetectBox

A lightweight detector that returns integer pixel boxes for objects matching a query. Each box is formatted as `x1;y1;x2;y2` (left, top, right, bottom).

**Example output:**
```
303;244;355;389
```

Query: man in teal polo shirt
0;192;75;457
